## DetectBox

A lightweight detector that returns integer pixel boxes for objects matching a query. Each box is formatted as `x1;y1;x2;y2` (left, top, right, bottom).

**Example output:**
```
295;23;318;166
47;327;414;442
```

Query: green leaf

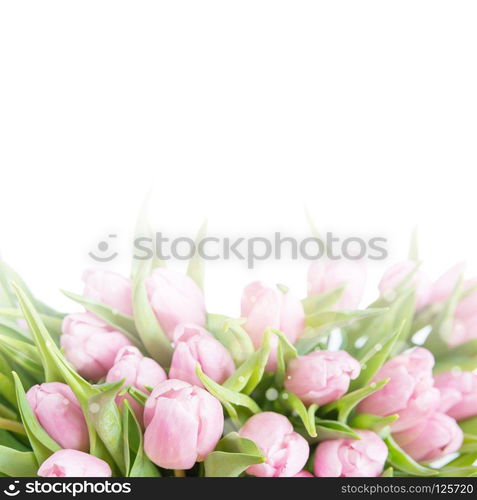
296;308;387;355
207;314;254;367
435;466;477;477
0;445;38;477
0;417;25;435
349;326;402;392
384;435;437;476
61;290;139;344
445;453;477;468
350;413;398;432
132;259;172;367
301;286;345;316
88;381;126;475
313;420;361;441
122;401;159;477
12;283;97;402
279;391;317;437
11;285;116;465
196;364;261;423
0;308;62;341
459;417;477;436
127;387;148;407
381;467;394;477
13;372;60;465
204;432;265;477
186;219;207;290
273;328;297;387
460;434;477;454
223;329;271;395
321;379;389;423
0;336;43;379
305;308;386;330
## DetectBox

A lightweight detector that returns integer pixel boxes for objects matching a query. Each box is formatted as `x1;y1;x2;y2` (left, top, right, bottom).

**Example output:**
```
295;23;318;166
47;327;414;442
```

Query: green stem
0;417;26;435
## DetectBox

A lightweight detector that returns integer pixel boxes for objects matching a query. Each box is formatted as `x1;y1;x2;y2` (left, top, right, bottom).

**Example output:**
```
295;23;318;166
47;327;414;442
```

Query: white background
0;1;476;316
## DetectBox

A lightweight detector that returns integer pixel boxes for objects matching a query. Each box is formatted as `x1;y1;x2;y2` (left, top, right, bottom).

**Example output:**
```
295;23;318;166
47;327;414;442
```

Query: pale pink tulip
313;430;387;477
38;450;112;477
307;260;366;309
83;269;132;316
285;350;360;405
357;348;440;432
146;268;206;339
394;413;463;462
143;380;223;470
434;370;477;421
169;324;235;387
61;312;132;381
106;346;167;421
241;282;304;370
26;383;89;451
379;260;431;310
239;412;309;477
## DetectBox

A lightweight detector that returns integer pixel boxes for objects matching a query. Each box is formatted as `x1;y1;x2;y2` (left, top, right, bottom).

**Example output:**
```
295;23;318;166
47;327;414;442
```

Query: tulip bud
26;383;89;452
169;324;235;387
241;282;305;370
294;470;314;477
378;260;431;310
146;268;206;340
106;346;167;421
428;263;466;305
307;260;367;310
285;350;360;406
38;450;112;477
143;379;224;470
434;370;477;421
82;269;132;316
393;413;463;462
446;278;477;347
313;430;387;477
357;347;440;432
61;312;133;381
238;412;309;477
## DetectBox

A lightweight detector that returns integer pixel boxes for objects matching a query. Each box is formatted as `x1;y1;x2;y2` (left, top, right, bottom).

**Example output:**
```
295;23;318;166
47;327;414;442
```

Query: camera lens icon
4;481;20;496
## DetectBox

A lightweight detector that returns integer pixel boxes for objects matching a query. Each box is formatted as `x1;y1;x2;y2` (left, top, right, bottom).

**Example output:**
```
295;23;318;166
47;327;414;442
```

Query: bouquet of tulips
1;228;477;479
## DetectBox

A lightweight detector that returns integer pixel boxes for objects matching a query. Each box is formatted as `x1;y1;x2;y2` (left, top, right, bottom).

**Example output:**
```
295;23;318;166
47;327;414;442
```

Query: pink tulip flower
146;268;206;340
241;282;305;370
378;260;431;310
143;380;223;470
238;412;309;477
313;430;387;477
446;278;477;346
307;260;367;310
61;312;132;381
285;350;360;406
294;470;314;477
428;262;466;305
38;450;112;477
434;370;477;421
393;413;463;462
106;346;167;421
83;269;133;316
169;324;235;387
26;382;89;452
357;347;440;432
